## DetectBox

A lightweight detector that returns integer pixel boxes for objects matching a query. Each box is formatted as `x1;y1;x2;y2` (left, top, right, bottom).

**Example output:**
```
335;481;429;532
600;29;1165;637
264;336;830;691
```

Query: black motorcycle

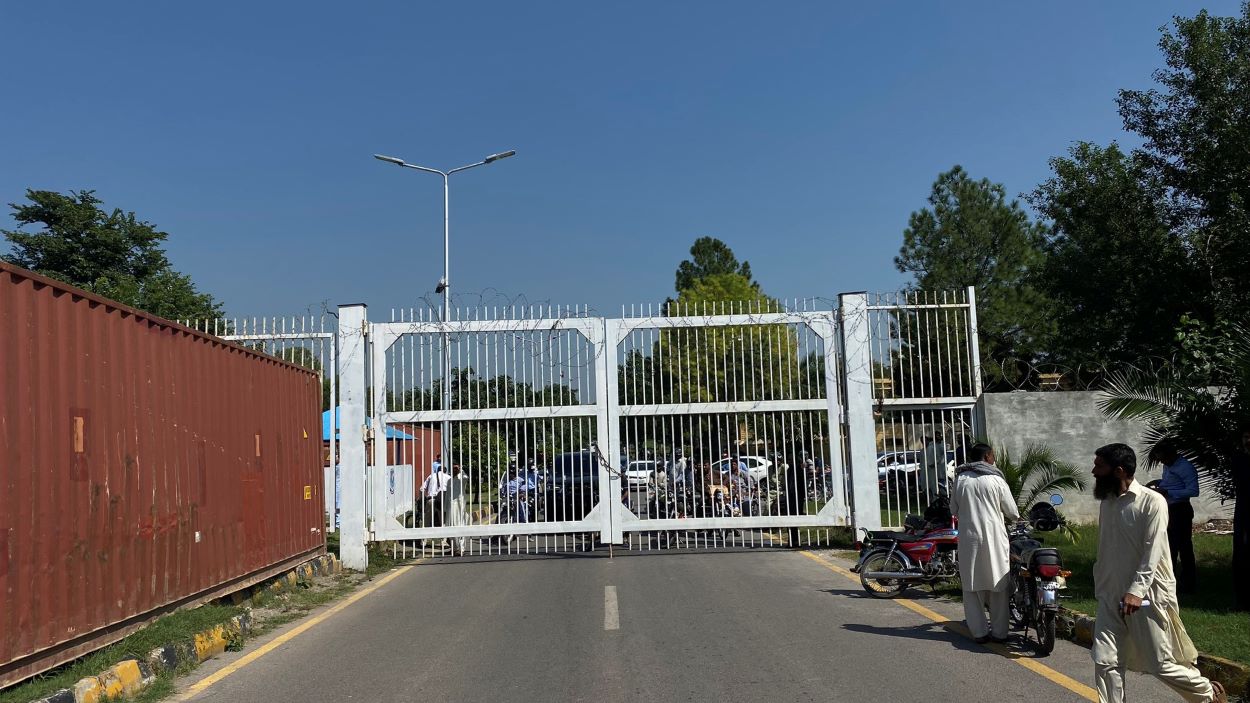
1008;497;1069;655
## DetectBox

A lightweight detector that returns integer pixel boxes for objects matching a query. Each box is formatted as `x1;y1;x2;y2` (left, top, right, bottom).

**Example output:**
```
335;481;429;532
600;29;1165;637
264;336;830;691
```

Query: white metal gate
349;297;878;559
196;287;980;568
607;305;850;549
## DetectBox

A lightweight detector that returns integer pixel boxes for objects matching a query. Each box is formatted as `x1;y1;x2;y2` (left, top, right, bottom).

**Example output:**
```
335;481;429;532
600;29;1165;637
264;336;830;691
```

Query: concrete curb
27;554;342;703
1058;607;1250;699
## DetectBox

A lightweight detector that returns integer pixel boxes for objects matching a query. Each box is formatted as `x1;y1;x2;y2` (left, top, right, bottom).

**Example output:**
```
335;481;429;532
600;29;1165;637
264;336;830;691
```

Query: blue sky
0;1;1238;319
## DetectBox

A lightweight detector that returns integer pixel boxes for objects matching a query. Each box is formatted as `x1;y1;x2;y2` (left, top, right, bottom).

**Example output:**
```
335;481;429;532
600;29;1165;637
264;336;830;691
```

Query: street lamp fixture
374;148;517;478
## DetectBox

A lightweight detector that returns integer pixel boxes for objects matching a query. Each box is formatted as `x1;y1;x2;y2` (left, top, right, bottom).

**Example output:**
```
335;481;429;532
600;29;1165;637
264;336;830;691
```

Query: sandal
1211;680;1226;703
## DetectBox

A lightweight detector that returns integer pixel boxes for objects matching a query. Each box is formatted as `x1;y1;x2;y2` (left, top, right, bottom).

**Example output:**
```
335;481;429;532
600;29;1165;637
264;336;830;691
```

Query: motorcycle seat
1012;541;1060;566
1025;546;1061;565
867;531;930;543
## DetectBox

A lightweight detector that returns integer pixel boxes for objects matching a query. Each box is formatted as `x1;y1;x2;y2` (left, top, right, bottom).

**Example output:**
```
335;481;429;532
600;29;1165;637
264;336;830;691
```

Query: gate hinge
361;320;369;336
364;425;375;442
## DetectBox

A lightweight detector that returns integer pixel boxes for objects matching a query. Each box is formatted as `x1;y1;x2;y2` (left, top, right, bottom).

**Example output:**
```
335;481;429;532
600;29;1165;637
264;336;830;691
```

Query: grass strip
0;603;241;703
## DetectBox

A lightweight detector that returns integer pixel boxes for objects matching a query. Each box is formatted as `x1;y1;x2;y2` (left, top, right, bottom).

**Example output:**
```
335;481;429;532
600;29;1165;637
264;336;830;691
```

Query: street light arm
446;160;489;175
448;150;516;174
399;163;447;177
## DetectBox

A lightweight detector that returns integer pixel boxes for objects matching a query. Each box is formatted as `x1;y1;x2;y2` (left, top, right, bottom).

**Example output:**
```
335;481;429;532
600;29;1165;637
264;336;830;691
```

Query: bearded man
1090;443;1225;703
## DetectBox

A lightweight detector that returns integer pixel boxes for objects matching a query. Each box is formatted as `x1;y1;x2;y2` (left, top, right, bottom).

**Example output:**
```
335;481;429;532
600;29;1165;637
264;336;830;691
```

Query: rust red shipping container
0;262;325;689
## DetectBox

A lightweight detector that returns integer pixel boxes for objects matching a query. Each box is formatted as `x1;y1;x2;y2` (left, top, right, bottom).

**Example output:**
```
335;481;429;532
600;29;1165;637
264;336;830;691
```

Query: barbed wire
186;287;990;412
983;356;1175;393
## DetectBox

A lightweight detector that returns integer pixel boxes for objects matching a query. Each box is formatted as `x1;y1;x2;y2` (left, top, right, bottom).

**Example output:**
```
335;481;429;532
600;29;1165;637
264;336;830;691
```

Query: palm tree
995;444;1088;542
1097;329;1250;501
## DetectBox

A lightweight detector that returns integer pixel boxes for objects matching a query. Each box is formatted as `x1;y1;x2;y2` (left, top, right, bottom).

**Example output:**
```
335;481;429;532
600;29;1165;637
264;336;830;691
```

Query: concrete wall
981;391;1233;524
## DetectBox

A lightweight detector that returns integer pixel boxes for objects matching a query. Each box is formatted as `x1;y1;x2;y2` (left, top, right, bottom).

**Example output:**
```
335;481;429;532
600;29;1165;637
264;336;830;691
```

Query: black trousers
1234;503;1248;610
1167;500;1196;594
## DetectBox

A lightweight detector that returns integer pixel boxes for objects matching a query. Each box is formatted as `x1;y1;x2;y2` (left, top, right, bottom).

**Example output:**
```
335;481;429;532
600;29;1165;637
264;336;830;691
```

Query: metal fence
866;289;981;526
201;287;981;565
353;297;865;560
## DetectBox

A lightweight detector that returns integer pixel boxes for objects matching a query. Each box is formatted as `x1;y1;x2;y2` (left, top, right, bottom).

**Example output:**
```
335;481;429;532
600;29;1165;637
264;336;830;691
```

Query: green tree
673;236;756;293
1028;142;1206;370
655;273;810;462
895;166;1053;386
994;444;1088;542
660;273;795;403
1098;319;1250;501
1118;4;1250;321
2;189;222;319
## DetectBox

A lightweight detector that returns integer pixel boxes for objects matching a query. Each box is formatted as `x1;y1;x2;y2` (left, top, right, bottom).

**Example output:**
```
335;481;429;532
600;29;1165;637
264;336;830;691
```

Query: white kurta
441;473;470;552
949;470;1019;592
1091;480;1198;673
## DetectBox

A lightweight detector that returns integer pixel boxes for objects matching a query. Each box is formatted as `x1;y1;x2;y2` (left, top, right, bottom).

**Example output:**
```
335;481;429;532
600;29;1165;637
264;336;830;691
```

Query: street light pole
374;150;516;476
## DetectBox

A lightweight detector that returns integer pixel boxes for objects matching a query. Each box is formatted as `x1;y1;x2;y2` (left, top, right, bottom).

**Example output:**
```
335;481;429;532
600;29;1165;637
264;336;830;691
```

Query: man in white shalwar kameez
949;443;1019;643
1090;443;1225;703
441;465;470;555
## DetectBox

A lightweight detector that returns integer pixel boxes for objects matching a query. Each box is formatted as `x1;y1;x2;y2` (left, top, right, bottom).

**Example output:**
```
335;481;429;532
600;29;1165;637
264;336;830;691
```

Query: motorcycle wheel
1036;610;1056;655
1008;584;1029;630
859;552;910;599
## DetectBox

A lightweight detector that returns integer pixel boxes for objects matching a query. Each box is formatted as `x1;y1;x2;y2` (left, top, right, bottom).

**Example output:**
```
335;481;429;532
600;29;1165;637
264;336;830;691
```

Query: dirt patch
1199;519;1234;535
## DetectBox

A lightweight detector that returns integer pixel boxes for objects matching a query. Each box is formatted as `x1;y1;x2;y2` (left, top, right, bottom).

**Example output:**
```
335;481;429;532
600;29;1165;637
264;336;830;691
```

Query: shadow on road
842;621;983;653
819;587;873;599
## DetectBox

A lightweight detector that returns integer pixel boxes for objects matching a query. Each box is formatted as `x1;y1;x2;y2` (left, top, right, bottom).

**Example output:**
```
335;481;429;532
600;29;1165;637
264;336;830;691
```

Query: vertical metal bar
838;293;881;533
967;286;983;399
599;318;623;545
337;304;369;570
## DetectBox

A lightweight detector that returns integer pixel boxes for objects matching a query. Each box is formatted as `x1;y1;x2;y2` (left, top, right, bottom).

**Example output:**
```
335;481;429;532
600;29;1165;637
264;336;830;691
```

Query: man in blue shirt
1149;441;1200;594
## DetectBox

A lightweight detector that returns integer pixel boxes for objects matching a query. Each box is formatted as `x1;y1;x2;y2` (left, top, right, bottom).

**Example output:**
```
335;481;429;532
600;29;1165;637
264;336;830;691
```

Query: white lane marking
604;585;619;631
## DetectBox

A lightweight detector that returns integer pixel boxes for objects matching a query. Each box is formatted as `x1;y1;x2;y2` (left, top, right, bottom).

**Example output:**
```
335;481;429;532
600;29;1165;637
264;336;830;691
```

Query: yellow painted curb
107;659;147;696
174;563;418;701
95;667;124;700
71;676;103;703
193;626;229;662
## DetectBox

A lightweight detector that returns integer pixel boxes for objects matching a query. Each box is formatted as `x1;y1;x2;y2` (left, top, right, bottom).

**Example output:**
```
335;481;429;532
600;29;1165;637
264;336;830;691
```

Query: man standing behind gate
949;443;1018;644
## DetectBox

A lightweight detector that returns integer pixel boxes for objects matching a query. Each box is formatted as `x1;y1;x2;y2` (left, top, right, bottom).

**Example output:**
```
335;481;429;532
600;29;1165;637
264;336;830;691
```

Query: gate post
596;319;623;544
338;304;369;571
838;293;882;533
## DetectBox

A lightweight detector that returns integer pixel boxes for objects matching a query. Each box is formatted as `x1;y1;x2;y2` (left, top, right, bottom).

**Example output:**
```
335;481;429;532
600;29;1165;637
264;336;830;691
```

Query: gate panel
368;308;612;555
608;303;851;550
865;289;981;527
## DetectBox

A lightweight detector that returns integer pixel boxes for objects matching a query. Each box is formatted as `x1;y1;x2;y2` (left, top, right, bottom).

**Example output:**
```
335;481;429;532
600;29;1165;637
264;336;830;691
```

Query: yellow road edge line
174;561;421;701
797;550;1097;702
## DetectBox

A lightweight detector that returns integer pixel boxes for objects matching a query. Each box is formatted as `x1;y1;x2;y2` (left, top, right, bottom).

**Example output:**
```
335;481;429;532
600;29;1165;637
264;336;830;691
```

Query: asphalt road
175;550;1187;703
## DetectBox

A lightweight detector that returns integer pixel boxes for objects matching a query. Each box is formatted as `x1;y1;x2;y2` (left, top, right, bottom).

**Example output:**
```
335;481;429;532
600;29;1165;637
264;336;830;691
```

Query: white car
877;450;957;490
623;460;658;487
712;456;773;485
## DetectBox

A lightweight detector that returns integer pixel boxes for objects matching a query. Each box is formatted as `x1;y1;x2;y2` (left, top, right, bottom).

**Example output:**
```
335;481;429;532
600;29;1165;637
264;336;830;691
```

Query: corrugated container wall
0;263;325;688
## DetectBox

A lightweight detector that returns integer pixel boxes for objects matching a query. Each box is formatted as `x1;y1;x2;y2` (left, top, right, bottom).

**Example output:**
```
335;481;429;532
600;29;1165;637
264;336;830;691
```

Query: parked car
545;451;601;521
545;451;631;520
623;460;657;487
712;455;773;486
877;451;923;480
876;450;957;494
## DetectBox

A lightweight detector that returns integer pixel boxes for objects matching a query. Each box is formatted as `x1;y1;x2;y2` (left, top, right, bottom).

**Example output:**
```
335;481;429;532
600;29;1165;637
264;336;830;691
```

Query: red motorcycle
851;499;959;598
